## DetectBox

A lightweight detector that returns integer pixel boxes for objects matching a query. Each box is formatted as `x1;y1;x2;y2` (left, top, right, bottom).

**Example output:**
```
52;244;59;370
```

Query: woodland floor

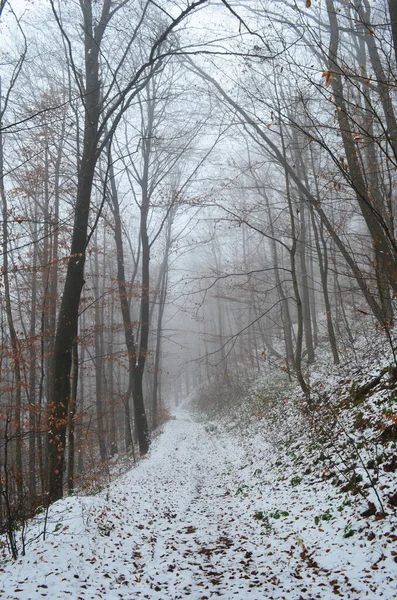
1;412;396;599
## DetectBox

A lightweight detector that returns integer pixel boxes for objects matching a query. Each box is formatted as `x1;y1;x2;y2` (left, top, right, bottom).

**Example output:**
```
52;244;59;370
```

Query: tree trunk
93;235;107;463
280;125;310;397
266;196;295;370
28;214;38;500
388;0;397;71
134;195;151;454
67;339;78;493
298;199;315;364
152;212;173;429
326;0;396;322
0;84;23;505
311;210;339;365
107;296;117;456
107;147;138;453
48;0;105;501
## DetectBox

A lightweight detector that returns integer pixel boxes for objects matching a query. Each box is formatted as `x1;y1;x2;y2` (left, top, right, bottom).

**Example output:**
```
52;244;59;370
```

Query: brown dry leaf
375;512;387;521
306;0;311;7
322;70;333;87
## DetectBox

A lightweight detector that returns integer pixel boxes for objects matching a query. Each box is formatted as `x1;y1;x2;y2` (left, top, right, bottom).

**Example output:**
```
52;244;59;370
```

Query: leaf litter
1;408;396;599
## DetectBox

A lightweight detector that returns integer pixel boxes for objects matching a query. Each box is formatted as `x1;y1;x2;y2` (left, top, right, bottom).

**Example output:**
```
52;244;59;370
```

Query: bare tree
47;0;208;501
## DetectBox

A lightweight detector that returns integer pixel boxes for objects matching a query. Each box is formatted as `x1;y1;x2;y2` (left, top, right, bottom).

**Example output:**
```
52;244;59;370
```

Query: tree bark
326;0;396;322
93;235;107;464
152;244;168;430
48;0;105;501
107;147;138;453
134;193;151;454
28;213;38;500
67;339;78;493
0;83;23;505
388;0;397;68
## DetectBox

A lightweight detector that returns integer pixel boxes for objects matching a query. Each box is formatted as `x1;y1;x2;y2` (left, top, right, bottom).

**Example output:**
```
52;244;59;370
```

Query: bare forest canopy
1;0;397;553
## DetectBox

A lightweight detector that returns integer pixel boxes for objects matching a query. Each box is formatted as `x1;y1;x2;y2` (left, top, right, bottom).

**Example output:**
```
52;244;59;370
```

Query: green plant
290;475;302;486
253;511;271;531
314;509;333;525
236;484;249;495
343;523;356;538
269;509;289;519
253;508;289;532
337;498;351;513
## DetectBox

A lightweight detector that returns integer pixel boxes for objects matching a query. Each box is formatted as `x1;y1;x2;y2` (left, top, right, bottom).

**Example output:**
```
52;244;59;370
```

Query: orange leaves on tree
322;70;333;87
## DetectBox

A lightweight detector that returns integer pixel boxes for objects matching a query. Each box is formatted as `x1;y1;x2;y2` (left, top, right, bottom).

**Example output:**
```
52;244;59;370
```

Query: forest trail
1;414;395;599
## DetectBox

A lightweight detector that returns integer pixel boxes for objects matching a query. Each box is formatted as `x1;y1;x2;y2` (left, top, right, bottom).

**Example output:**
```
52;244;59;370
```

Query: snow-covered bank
1;411;396;599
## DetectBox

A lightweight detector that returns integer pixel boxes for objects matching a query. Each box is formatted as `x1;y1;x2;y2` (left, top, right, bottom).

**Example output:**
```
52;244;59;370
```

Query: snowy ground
1;412;396;599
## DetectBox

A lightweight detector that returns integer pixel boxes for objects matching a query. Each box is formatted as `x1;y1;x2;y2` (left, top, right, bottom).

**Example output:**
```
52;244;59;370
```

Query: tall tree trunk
291;128;315;363
152;209;175;429
265;196;295;370
28;214;38;500
152;259;167;430
134;195;151;454
280;125;310;397
326;0;396;322
0;85;23;504
93;233;107;463
307;221;319;346
107;147;138;454
107;292;117;456
67;339;78;493
298;199;315;364
311;210;339;365
48;0;105;501
389;0;397;67
77;312;86;476
48;116;63;389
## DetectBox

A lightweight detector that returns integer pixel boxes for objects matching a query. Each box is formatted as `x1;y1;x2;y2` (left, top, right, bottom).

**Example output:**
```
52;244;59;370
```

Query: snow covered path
1;413;396;599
